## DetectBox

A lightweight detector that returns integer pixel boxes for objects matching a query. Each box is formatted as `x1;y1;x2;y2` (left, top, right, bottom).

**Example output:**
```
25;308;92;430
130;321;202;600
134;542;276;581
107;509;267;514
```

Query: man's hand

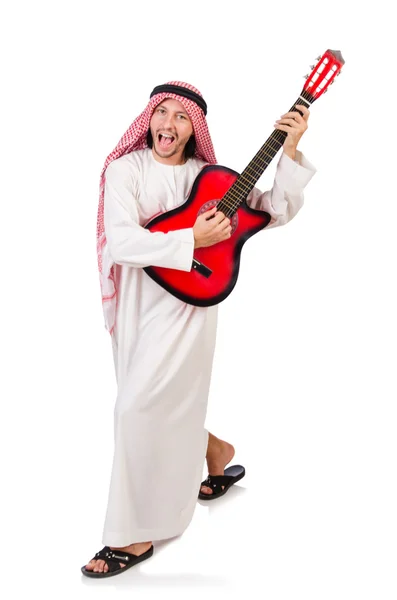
274;104;310;160
193;206;232;249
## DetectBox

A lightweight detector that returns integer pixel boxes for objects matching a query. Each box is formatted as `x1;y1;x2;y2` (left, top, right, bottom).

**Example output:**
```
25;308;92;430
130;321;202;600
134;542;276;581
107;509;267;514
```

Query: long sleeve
246;150;317;228
104;160;194;271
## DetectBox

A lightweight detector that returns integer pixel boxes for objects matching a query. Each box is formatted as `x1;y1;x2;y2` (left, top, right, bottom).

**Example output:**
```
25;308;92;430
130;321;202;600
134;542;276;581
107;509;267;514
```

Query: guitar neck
217;92;313;216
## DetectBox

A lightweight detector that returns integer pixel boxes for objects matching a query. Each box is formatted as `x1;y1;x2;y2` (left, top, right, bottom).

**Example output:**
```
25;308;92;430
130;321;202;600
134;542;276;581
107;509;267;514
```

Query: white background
1;0;396;598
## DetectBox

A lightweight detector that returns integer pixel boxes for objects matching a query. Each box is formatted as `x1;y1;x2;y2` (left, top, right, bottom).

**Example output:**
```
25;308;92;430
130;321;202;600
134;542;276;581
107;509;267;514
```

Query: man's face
149;98;194;165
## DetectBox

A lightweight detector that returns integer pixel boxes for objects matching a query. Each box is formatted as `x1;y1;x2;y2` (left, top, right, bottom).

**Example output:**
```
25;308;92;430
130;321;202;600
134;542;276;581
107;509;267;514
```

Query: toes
85;557;125;573
200;484;226;495
99;560;106;573
85;554;129;574
94;559;105;572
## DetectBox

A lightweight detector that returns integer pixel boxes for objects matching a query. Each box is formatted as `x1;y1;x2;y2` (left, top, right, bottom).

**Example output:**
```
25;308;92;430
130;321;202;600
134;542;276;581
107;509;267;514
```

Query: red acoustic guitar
144;49;345;306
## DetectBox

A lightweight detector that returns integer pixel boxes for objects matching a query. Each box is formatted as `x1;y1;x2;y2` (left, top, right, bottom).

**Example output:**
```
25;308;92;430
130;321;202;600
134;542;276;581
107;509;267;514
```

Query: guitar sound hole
198;200;238;235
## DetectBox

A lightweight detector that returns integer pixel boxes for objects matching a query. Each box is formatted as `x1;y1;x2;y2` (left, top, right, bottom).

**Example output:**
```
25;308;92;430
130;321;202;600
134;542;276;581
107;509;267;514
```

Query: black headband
150;84;207;115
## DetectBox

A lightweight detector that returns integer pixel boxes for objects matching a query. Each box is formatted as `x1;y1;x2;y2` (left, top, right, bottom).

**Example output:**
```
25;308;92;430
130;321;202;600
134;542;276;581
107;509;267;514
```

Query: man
82;81;316;578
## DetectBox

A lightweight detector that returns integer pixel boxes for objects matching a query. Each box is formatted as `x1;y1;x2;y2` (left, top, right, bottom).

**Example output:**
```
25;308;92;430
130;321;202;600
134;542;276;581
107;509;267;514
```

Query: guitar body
143;49;345;306
143;165;271;306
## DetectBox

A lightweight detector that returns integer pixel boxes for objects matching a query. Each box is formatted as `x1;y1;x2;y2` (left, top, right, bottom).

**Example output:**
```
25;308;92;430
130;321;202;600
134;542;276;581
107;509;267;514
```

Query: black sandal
81;544;154;578
198;464;245;501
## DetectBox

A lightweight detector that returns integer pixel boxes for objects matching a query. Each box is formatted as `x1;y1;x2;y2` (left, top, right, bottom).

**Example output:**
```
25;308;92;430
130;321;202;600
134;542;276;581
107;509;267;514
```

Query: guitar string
218;93;313;214
217;131;284;216
219;93;313;217
219;129;290;216
220;126;289;210
225;93;313;210
219;95;312;215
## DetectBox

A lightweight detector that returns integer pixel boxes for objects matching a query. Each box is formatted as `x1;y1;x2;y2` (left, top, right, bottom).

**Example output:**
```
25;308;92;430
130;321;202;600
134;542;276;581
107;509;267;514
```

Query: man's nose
163;114;175;129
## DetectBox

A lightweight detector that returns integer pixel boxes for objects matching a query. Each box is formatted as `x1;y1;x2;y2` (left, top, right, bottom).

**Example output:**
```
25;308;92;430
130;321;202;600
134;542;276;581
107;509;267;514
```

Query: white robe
101;147;316;546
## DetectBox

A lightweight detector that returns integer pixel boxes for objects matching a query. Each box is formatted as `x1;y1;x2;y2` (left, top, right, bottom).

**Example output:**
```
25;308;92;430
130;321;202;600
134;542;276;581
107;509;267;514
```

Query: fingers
279;113;304;125
274;124;306;138
200;206;232;244
217;214;231;228
211;211;229;226
279;105;310;122
218;223;231;235
296;104;310;120
276;117;303;128
223;225;232;240
204;206;217;220
204;207;227;224
217;220;232;236
203;206;231;224
211;214;232;241
275;111;308;135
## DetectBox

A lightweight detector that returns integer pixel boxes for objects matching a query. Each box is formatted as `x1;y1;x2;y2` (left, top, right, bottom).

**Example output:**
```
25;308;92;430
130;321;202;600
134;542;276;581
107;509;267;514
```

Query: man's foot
84;541;152;574
200;433;235;496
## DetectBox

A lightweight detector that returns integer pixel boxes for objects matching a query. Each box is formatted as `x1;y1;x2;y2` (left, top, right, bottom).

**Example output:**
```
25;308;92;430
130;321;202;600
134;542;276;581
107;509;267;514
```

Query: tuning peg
310;64;316;69
303;74;309;79
316;55;322;60
337;71;342;76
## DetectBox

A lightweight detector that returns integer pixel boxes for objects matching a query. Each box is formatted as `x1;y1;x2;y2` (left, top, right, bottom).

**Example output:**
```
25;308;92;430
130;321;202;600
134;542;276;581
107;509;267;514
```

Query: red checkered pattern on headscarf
97;81;217;334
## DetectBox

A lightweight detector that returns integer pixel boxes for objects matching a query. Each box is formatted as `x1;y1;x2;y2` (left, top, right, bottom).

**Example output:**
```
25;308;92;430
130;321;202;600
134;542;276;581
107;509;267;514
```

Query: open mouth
158;133;176;149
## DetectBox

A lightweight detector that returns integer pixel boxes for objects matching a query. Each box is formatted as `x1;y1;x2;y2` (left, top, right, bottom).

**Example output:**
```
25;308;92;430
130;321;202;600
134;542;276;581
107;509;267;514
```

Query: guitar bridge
192;258;212;278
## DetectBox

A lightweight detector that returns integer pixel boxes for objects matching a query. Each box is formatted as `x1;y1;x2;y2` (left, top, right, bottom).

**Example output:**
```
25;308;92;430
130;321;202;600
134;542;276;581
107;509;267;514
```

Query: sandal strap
93;546;135;566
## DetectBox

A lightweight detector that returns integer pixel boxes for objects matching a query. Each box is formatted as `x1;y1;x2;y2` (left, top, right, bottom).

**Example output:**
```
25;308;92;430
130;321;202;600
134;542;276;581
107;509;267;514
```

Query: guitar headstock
302;49;345;103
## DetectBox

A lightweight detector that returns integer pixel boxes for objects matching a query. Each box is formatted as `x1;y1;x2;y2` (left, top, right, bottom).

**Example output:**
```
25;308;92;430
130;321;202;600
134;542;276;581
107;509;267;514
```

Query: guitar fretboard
217;90;314;217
